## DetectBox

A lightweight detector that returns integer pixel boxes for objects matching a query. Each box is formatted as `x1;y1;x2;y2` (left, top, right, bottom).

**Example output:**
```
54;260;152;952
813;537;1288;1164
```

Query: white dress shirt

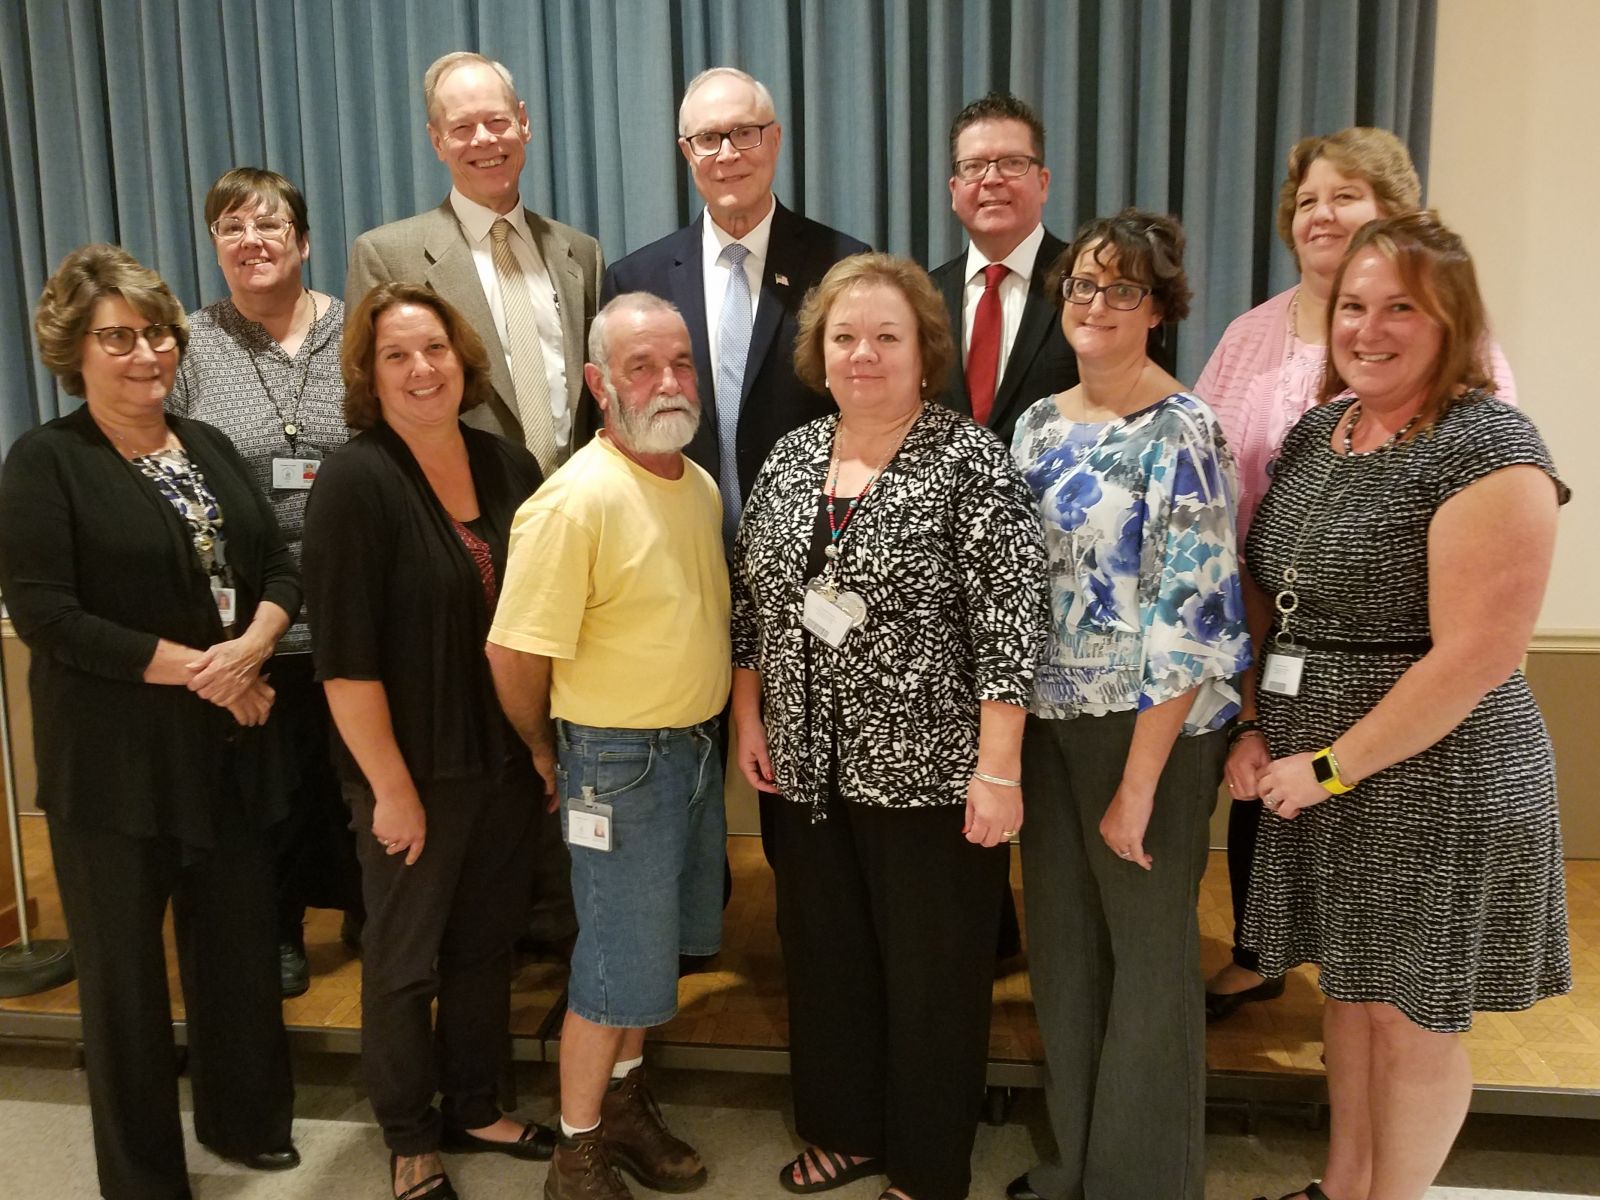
701;200;776;396
961;222;1047;385
449;189;571;446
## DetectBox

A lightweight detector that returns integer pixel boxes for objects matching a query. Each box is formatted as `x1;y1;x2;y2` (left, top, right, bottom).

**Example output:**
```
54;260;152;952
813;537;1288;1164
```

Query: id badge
802;584;854;648
211;584;238;626
567;785;614;852
1260;646;1306;697
272;456;321;490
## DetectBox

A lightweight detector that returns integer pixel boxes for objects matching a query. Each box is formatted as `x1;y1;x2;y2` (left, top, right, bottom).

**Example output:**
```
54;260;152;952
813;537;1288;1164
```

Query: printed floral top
1010;390;1251;733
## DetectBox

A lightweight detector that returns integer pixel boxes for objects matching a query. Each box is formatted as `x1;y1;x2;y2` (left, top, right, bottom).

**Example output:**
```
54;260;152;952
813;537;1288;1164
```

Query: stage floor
4;820;1596;1116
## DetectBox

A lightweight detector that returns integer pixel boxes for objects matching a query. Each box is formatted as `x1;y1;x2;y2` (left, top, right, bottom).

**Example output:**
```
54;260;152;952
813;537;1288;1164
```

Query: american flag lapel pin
775;273;790;286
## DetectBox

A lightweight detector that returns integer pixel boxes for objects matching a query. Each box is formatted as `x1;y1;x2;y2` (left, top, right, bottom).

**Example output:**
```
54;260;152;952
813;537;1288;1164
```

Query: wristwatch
1311;747;1354;795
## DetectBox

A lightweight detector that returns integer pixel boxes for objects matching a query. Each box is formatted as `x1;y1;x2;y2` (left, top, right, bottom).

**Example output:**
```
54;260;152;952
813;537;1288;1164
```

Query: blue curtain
0;0;1434;450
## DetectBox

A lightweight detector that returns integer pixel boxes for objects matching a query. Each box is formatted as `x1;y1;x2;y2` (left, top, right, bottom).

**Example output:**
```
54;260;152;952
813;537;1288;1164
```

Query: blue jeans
555;718;725;1027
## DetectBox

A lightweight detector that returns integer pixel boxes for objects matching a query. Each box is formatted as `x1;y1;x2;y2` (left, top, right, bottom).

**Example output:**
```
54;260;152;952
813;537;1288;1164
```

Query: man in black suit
601;66;868;553
931;93;1078;449
933;94;1076;968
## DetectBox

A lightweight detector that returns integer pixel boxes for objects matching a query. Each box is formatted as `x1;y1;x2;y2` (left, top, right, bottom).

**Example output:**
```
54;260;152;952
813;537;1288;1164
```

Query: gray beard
608;388;700;455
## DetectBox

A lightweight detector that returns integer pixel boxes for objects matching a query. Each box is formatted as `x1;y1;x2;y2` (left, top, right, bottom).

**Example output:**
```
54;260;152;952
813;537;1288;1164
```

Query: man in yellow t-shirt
487;293;729;1200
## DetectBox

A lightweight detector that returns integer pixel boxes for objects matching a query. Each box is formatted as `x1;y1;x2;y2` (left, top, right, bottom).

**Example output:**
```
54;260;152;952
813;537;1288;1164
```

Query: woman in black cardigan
0;244;301;1197
303;282;553;1200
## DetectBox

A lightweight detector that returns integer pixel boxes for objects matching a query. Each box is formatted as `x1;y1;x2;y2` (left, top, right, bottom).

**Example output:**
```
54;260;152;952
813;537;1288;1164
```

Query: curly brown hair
792;253;954;402
1320;211;1495;434
33;244;189;398
1045;208;1192;323
341;282;491;429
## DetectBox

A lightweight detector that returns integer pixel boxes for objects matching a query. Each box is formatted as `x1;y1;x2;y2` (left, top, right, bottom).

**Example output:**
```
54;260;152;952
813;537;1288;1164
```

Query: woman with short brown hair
1;243;301;1195
305;283;553;1200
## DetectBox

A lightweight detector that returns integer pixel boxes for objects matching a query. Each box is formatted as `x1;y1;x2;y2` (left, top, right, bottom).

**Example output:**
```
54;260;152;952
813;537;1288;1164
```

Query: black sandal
777;1147;883;1194
1252;1183;1331;1200
391;1152;458;1200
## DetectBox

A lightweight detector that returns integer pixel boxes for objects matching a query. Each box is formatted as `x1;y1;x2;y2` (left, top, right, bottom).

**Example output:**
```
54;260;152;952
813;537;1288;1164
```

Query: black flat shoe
392;1152;457;1200
1005;1173;1043;1200
1205;973;1286;1021
222;1145;301;1171
441;1119;557;1161
1251;1181;1332;1200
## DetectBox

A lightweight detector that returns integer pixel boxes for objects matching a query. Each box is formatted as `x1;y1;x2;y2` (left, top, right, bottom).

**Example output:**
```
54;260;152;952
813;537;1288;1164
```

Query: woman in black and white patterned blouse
731;253;1048;1200
167;167;359;998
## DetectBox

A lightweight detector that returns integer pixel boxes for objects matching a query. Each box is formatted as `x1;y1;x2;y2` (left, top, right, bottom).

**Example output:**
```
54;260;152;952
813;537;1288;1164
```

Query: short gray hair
423;51;520;123
588;293;685;381
677;66;777;136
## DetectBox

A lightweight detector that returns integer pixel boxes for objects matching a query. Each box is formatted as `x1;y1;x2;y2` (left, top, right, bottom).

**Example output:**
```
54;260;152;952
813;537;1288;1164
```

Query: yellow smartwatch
1311;747;1354;795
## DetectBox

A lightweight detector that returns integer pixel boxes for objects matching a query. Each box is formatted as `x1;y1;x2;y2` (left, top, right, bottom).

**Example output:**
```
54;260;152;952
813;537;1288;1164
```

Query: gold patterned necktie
490;218;560;473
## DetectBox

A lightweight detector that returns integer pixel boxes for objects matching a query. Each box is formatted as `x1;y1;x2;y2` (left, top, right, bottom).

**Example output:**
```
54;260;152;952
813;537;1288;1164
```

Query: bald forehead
678;72;775;133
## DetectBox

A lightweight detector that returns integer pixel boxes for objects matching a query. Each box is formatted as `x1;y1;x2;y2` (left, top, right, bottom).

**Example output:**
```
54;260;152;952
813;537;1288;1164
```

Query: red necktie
965;263;1009;426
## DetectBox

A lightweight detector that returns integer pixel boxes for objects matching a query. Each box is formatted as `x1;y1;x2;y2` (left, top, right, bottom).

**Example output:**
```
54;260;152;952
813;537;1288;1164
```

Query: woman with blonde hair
1195;127;1517;1018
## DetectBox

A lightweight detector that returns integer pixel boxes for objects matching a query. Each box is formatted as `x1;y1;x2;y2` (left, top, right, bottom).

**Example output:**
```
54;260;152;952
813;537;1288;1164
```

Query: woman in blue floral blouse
1007;210;1250;1200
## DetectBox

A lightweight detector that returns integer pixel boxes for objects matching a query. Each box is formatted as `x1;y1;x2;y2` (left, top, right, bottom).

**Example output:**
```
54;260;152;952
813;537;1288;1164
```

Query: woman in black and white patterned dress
731;253;1047;1200
1238;214;1571;1200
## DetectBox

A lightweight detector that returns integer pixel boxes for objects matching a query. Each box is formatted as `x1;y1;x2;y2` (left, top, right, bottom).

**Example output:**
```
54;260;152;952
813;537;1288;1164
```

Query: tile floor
3;1044;1596;1199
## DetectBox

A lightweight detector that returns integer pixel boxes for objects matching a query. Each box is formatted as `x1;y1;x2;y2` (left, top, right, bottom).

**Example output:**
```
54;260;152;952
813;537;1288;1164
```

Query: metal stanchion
0;618;73;997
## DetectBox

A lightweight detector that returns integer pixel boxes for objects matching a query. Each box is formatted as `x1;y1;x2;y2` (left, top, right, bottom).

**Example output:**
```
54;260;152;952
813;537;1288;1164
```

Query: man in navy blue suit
601;66;868;554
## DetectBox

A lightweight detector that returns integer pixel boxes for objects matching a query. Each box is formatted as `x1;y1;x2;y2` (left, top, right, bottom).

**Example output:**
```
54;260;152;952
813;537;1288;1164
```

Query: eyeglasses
681;121;774;157
1062;277;1152;311
209;215;294;242
441;116;517;143
86;324;180;355
952;155;1041;183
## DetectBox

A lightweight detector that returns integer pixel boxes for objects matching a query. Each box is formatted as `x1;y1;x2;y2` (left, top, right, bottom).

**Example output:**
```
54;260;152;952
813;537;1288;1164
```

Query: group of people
0;48;1571;1200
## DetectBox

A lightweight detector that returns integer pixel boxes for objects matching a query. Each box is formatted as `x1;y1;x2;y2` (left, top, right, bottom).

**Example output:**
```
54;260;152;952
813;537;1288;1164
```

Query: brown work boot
545;1125;632;1200
600;1067;707;1192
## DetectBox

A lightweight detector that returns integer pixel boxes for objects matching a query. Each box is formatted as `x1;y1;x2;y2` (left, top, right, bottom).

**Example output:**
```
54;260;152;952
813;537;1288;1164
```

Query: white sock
560;1115;600;1138
611;1055;643;1080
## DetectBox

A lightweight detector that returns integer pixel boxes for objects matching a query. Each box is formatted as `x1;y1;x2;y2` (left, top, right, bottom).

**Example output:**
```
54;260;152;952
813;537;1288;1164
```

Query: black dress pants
772;794;1007;1200
1223;797;1262;972
349;762;538;1154
47;814;294;1200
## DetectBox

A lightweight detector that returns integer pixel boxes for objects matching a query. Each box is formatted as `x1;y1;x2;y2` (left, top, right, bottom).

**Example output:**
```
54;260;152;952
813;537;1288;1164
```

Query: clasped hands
185;637;274;726
1224;732;1329;820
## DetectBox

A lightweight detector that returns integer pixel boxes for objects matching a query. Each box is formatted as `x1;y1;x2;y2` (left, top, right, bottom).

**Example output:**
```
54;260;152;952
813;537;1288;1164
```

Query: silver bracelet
973;770;1022;788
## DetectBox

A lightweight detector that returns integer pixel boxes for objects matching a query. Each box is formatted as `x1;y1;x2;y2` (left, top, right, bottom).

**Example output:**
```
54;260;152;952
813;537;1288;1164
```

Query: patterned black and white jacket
732;403;1049;817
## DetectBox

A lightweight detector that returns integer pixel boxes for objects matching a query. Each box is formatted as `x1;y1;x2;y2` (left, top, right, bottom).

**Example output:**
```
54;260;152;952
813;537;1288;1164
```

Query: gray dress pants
1019;710;1224;1200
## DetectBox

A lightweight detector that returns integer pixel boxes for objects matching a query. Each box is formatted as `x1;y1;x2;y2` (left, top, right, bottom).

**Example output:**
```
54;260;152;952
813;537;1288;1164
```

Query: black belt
1278;635;1433;655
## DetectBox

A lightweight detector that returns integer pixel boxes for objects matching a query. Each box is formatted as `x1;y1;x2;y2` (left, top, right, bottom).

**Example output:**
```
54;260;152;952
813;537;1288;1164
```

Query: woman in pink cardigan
1195;127;1517;1019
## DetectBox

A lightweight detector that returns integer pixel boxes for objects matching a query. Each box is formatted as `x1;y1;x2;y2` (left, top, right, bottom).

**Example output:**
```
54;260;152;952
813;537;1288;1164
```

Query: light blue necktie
715;242;752;551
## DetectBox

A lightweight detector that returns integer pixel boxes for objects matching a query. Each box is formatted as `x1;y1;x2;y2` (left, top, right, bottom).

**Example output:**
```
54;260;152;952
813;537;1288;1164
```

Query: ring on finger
1000;829;1017;838
1118;849;1133;859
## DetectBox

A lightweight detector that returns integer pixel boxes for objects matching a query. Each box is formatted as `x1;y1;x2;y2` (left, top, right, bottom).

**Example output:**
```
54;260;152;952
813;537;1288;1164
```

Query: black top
599;201;870;499
302;421;542;785
0;405;302;845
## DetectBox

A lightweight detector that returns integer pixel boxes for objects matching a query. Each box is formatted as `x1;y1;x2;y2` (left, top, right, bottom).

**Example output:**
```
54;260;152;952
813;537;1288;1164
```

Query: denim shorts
555;718;725;1028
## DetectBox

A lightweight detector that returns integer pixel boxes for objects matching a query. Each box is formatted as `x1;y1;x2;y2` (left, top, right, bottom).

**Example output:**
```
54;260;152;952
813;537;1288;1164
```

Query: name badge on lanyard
211;583;238;627
802;580;868;649
272;456;321;490
1260;644;1306;697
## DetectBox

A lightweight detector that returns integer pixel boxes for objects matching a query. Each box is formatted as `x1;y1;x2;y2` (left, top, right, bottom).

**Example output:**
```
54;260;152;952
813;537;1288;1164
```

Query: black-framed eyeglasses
86;324;181;355
952;155;1041;183
681;121;774;157
1062;277;1152;311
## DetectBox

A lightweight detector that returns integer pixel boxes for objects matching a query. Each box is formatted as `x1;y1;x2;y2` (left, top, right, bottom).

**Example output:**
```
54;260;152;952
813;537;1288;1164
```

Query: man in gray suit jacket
345;51;587;993
346;51;602;474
